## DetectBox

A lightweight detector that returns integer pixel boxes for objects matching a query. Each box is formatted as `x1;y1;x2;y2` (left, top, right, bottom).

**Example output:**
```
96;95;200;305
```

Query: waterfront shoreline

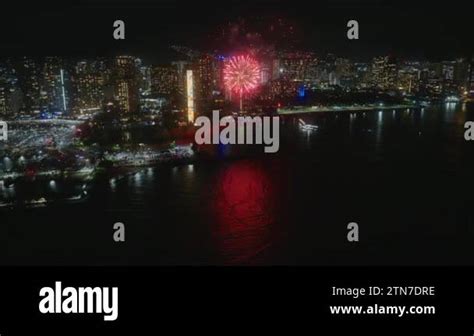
277;104;419;115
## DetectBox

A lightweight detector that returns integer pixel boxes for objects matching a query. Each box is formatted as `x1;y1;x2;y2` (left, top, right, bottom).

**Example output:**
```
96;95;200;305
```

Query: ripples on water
3;103;474;265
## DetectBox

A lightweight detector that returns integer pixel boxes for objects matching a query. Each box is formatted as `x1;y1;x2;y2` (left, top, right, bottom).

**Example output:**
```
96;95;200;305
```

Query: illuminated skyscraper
0;86;8;116
172;61;190;95
371;56;397;90
139;65;152;94
196;55;214;99
151;66;178;96
113;56;139;113
329;71;339;86
186;70;195;123
469;59;474;97
15;57;41;114
442;61;455;81
0;62;21;118
42;57;69;114
275;52;315;82
73;60;105;114
334;58;355;88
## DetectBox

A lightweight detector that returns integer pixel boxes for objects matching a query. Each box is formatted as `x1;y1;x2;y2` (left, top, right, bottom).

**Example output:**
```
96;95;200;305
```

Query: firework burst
223;55;261;94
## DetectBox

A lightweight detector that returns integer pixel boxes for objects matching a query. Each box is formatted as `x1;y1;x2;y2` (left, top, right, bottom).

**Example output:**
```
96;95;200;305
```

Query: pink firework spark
223;55;260;94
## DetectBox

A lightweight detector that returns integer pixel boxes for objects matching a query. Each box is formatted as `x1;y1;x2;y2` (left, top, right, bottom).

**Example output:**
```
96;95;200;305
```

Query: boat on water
298;119;319;131
445;96;460;103
0;202;14;209
25;197;47;208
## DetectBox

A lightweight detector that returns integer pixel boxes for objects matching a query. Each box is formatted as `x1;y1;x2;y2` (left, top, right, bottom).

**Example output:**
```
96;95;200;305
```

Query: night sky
0;0;472;63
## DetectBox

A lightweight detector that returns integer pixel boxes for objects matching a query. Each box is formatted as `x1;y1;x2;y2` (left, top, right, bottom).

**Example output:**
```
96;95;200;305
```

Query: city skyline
2;2;474;334
1;0;474;268
1;0;473;120
1;53;473;119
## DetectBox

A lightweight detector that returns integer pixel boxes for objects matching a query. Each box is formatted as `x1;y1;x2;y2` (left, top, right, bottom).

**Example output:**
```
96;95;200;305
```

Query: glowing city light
186;70;195;123
60;69;67;112
0;121;7;141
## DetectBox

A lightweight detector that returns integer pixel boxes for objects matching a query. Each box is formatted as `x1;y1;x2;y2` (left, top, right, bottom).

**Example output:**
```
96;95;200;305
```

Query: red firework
223;55;260;94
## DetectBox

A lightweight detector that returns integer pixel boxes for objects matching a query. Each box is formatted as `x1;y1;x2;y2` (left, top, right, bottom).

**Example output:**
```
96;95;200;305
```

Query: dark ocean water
3;103;474;265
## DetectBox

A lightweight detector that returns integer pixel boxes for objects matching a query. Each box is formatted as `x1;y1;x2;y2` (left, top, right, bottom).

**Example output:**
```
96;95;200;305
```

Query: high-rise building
113;56;139;113
15;57;41;114
196;55;214;100
451;59;469;87
371;56;397;90
151;65;178;97
335;58;353;77
396;62;421;94
0;62;22;118
139;65;152;95
72;60;106;115
42;57;69;114
355;63;371;88
328;71;339;86
172;61;190;95
422;62;443;95
468;58;474;97
275;52;314;83
334;58;355;88
186;70;195;123
442;61;455;81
